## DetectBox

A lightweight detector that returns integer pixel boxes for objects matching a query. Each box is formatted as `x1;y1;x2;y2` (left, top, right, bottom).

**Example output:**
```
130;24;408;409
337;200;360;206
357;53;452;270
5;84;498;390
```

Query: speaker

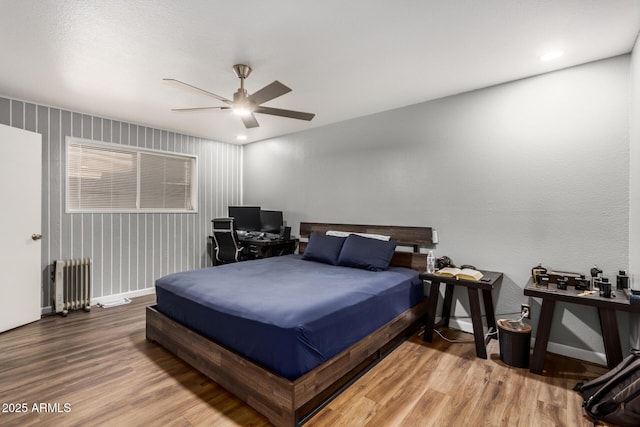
280;226;291;240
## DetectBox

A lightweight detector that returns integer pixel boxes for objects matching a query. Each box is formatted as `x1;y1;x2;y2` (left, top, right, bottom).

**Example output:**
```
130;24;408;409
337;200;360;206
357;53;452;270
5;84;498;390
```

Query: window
66;138;197;213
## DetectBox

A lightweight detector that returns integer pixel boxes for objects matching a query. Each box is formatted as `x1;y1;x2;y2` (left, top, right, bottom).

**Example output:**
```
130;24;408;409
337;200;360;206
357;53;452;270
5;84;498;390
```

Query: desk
238;237;298;259
421;270;503;359
524;281;640;375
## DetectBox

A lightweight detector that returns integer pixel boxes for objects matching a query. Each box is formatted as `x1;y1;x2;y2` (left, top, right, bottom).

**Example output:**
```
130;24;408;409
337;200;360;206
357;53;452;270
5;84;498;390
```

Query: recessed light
540;50;564;61
236;135;247;141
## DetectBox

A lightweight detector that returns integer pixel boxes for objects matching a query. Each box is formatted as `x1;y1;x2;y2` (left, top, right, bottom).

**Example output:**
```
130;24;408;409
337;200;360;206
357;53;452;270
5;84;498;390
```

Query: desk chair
211;218;247;264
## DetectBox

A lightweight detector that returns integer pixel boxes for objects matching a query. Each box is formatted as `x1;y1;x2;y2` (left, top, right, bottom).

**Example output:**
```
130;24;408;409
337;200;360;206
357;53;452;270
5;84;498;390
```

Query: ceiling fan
164;64;315;129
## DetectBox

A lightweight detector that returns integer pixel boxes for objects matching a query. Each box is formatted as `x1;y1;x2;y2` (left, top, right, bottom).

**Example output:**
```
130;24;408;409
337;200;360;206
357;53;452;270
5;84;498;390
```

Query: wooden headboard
299;222;433;272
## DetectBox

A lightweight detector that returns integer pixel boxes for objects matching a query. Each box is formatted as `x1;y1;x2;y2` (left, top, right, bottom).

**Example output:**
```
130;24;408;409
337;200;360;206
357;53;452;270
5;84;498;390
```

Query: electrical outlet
521;304;531;319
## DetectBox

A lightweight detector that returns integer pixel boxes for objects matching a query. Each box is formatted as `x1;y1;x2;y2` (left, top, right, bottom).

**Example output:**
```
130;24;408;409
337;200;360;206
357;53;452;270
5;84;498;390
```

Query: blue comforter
155;254;423;379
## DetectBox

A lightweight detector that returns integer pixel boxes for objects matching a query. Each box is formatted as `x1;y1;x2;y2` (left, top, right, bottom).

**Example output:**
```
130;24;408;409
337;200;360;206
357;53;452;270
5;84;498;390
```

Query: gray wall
0;96;242;311
244;56;631;363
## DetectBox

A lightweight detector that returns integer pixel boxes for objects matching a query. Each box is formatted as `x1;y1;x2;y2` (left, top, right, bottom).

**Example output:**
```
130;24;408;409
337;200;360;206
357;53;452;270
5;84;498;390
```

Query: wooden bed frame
146;222;433;426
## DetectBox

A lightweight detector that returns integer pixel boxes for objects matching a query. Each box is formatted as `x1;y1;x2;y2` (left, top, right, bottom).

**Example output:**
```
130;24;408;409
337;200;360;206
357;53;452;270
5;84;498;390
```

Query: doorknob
31;234;43;240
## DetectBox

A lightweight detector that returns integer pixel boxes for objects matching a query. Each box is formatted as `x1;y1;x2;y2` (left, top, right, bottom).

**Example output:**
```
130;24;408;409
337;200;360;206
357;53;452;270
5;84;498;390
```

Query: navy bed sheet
155;254;424;380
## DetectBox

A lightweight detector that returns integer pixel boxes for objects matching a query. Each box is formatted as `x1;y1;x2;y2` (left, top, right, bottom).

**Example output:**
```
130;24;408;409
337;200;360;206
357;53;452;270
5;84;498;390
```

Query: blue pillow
302;232;346;265
338;234;397;272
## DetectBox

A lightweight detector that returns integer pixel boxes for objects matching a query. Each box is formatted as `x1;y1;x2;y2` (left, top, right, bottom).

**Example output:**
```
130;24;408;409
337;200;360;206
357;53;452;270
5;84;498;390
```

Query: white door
0;124;42;333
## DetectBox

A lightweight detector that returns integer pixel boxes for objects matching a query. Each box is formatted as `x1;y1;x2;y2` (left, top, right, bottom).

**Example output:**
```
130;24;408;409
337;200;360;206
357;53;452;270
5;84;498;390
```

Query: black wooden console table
524;280;640;375
420;270;504;359
238;236;298;259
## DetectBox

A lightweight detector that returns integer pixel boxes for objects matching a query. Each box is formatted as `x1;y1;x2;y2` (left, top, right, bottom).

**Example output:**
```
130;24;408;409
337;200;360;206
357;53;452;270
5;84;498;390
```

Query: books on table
434;267;484;281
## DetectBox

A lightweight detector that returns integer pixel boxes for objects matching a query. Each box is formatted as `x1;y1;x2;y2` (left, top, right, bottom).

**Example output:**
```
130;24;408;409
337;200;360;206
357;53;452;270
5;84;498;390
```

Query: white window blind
139;152;193;210
67;138;197;212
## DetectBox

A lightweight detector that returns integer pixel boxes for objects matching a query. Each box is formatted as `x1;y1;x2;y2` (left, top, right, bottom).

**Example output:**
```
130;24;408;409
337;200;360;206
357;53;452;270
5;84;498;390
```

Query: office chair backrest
212;218;243;263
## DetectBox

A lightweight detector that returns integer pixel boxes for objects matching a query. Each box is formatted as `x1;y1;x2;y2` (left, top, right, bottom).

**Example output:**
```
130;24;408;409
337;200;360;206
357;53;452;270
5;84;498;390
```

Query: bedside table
420;270;503;359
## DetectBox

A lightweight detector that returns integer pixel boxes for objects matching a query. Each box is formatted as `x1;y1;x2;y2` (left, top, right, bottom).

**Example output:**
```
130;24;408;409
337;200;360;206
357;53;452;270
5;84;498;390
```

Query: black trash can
497;319;532;368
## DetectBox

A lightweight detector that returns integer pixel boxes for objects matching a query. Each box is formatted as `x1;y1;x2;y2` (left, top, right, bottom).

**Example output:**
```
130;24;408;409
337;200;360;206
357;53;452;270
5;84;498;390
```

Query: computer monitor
260;210;283;234
228;206;261;232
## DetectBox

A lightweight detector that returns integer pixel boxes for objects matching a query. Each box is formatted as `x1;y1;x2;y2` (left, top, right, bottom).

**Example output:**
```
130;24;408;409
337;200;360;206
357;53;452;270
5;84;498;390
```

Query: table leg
423;280;442;343
285;241;297;255
598;307;623;369
439;283;455;328
482;289;497;342
530;298;556;375
467;287;487;359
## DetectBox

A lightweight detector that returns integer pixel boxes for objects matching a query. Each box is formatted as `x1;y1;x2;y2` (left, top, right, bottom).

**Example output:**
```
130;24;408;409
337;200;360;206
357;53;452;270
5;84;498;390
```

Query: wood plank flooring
0;295;608;426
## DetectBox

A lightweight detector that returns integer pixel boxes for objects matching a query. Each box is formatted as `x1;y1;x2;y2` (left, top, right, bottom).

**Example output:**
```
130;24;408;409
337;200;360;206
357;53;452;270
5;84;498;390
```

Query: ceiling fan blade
249;81;292;106
254;106;315;121
163;78;232;105
241;113;260;128
171;106;225;112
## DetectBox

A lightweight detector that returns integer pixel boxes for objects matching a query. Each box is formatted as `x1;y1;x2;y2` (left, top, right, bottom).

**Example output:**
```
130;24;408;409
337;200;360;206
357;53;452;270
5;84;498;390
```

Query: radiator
53;258;92;316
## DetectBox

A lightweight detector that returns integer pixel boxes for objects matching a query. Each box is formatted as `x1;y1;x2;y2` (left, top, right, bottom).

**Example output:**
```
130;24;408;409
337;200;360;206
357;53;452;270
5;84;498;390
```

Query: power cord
434;328;475;343
485;312;527;338
423;311;528;344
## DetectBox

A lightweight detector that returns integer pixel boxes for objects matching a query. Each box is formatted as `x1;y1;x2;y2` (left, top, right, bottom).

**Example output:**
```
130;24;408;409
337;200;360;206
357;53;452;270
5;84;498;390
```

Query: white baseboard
538;338;607;366
92;288;155;306
41;287;156;316
447;318;607;366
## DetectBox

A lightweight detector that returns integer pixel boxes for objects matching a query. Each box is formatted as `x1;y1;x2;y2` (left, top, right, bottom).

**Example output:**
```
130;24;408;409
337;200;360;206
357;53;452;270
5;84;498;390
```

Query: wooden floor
0;294;608;426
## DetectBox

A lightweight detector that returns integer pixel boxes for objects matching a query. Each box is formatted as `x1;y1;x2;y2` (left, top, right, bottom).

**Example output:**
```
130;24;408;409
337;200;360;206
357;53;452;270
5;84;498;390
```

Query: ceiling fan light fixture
165;63;315;130
232;86;255;116
232;105;253;116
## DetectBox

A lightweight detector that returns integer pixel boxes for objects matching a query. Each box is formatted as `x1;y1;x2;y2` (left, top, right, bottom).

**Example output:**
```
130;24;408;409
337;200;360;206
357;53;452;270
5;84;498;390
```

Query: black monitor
260;210;283;234
228;206;261;231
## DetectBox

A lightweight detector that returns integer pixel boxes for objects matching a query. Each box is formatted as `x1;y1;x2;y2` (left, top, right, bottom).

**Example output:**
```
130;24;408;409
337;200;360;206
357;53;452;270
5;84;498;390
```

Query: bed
146;222;434;426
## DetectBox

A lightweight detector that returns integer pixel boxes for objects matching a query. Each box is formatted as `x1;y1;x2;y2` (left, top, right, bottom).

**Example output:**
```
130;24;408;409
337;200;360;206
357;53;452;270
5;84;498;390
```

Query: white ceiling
1;1;639;145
